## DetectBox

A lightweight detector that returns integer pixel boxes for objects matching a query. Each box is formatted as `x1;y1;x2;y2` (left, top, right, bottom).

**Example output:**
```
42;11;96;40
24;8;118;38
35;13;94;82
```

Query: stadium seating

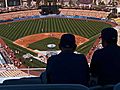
2;77;41;85
103;84;114;90
114;82;120;90
0;10;40;20
0;8;118;90
60;9;108;18
0;84;89;90
89;84;114;90
89;85;103;90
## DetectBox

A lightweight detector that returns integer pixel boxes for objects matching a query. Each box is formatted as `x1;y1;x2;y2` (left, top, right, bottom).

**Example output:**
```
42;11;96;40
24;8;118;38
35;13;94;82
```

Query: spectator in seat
90;28;120;85
46;34;89;86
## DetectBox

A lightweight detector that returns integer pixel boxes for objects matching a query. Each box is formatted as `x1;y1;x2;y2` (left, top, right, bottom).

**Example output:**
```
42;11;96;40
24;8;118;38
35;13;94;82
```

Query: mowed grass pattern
0;18;111;41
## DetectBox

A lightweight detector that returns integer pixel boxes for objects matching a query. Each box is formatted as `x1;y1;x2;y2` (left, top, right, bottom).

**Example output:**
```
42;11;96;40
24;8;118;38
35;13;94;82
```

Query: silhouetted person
90;28;120;85
46;34;89;86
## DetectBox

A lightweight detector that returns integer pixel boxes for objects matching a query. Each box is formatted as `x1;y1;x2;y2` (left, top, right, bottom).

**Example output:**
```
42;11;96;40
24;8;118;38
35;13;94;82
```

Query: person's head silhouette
59;34;77;52
101;28;118;47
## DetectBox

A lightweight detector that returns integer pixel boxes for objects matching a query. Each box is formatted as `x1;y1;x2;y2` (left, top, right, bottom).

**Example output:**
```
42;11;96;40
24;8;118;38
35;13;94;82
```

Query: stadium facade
0;0;21;7
0;0;119;8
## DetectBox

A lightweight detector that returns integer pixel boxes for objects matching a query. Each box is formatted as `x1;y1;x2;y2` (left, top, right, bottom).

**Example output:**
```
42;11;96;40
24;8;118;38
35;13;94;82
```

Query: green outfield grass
0;18;112;67
0;18;111;41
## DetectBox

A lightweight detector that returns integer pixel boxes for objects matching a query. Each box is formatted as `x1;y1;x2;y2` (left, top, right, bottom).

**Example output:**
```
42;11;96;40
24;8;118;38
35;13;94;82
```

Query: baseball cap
60;34;76;48
101;28;118;42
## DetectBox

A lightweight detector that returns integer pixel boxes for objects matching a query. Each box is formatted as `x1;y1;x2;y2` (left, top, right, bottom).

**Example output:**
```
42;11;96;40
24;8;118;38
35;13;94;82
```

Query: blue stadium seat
0;84;89;90
89;85;103;90
2;77;41;85
89;84;114;90
103;84;114;90
114;82;120;90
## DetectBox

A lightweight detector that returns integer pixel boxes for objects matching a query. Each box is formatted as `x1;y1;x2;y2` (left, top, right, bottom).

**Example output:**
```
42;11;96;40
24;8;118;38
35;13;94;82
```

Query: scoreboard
40;5;60;15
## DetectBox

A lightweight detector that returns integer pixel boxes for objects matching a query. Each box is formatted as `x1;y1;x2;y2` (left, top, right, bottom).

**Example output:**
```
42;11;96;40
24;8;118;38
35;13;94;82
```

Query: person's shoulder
74;53;86;58
74;53;88;63
115;45;120;53
47;55;58;63
116;45;120;49
75;53;85;56
48;54;58;60
94;48;104;54
90;49;104;58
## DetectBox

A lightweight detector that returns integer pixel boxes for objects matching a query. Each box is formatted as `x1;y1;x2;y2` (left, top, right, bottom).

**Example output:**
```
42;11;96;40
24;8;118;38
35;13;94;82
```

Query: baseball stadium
0;0;120;89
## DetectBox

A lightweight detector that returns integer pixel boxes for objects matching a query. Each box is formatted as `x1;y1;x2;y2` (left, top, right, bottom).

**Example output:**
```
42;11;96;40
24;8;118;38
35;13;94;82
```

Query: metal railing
0;67;46;77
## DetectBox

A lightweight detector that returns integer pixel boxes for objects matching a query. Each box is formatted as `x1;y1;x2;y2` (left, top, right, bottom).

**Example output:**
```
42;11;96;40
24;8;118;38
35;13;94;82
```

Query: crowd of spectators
0;5;37;14
0;38;21;67
0;38;30;78
0;9;40;20
60;9;109;18
0;9;109;21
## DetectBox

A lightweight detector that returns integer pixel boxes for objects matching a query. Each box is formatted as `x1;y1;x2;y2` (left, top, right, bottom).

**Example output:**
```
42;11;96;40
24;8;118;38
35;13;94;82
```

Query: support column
5;0;8;7
20;0;23;6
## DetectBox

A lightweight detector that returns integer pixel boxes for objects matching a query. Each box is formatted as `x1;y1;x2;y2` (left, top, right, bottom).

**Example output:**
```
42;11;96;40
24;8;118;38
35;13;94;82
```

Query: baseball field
0;17;113;67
